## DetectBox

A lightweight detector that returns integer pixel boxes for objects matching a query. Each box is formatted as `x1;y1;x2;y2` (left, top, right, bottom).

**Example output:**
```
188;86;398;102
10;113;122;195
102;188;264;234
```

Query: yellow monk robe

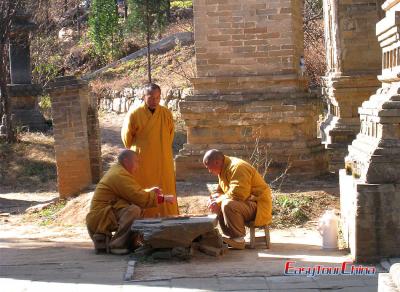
86;162;158;237
121;103;179;217
216;156;272;227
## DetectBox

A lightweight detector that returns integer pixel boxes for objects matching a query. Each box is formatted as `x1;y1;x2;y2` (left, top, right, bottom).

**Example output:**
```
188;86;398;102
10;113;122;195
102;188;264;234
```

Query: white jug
317;210;338;249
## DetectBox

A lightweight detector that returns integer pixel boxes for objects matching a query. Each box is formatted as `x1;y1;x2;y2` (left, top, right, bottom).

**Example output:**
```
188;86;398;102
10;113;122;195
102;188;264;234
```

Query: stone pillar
319;0;382;172
6;10;47;131
175;0;327;181
48;76;102;198
87;92;102;183
340;0;400;262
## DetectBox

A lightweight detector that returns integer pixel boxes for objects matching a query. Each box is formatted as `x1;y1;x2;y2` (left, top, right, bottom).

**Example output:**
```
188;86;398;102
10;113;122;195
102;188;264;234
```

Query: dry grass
90;43;195;94
0;132;57;192
272;190;339;229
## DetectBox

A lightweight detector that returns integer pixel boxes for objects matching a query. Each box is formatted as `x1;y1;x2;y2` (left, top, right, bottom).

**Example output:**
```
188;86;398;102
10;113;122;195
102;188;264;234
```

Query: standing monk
121;83;179;217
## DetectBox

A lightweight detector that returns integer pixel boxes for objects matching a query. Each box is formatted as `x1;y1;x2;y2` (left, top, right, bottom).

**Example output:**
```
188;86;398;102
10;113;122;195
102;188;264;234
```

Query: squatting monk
121;83;178;217
86;150;175;255
203;149;272;250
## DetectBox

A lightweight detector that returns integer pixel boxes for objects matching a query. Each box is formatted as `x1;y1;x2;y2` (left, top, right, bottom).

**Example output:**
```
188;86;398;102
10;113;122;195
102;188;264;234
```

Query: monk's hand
149;187;162;196
210;192;221;200
207;198;220;214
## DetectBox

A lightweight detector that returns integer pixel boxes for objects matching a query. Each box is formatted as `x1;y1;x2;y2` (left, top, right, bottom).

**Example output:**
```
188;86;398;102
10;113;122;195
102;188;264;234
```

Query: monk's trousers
218;199;257;238
88;204;141;249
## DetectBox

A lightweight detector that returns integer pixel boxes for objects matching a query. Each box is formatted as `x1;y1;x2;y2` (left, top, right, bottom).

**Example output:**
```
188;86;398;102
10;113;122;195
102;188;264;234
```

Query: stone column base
176;92;328;181
319;114;359;172
319;75;380;172
8;84;48;132
340;169;400;262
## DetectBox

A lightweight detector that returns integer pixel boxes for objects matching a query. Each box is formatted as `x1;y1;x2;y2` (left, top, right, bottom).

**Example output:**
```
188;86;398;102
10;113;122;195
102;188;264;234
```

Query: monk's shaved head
203;149;224;165
143;83;161;96
118;149;137;164
118;150;139;175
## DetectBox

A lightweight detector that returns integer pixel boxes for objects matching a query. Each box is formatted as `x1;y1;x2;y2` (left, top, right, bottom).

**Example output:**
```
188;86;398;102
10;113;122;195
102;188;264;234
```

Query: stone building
340;0;400;262
319;0;383;171
176;0;327;181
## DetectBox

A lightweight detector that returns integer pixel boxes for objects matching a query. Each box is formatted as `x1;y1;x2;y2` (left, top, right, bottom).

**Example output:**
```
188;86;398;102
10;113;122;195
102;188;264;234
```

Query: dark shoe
222;237;245;250
93;233;110;254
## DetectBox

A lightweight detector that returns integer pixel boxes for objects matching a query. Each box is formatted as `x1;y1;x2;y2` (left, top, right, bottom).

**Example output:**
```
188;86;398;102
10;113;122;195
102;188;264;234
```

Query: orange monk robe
86;162;158;237
216;156;272;227
121;103;179;217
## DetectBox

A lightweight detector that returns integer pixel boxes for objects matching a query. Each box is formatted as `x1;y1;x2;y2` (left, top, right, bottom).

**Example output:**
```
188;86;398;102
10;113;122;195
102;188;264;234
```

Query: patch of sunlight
257;252;353;263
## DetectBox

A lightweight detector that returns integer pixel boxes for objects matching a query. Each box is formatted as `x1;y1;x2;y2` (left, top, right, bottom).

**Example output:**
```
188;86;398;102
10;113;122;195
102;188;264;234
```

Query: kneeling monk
86;149;175;255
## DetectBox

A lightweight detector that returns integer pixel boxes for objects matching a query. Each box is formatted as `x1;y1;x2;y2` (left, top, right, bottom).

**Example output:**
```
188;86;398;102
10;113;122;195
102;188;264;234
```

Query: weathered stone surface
176;93;327;181
132;215;219;249
176;0;327;180
320;0;382;172
197;228;223;248
340;0;400;263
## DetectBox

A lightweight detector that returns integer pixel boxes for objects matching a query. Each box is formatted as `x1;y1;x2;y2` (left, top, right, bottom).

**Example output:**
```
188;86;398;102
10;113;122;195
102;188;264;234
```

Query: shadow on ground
0;198;55;214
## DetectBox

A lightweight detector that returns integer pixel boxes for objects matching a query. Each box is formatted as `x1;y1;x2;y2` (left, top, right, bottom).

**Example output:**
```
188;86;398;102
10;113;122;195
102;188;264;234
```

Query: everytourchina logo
284;261;376;277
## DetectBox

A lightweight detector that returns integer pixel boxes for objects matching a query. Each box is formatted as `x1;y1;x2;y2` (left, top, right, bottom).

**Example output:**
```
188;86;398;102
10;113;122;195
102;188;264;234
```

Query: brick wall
193;0;304;78
49;76;101;198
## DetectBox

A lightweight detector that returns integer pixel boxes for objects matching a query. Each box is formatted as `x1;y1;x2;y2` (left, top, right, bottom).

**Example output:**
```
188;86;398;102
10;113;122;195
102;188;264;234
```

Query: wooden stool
246;221;270;249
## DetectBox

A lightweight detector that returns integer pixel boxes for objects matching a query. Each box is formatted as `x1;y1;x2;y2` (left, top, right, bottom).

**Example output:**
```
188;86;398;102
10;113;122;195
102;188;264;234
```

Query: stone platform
8;84;47;132
176;92;327;181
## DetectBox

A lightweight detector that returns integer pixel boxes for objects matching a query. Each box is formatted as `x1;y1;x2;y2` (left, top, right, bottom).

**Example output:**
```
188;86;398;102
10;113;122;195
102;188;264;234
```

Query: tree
88;0;121;61
127;0;169;82
303;0;325;87
0;0;19;143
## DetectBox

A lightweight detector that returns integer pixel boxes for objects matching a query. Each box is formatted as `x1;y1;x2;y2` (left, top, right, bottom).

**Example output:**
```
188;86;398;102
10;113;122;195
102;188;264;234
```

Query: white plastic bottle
318;210;338;249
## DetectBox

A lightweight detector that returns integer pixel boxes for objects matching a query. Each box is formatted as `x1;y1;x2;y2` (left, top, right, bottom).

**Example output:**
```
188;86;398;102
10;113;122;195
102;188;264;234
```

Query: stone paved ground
0;212;380;291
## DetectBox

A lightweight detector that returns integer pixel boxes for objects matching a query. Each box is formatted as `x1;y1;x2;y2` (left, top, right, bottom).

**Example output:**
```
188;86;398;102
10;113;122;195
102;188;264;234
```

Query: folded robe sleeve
113;171;157;209
121;110;137;149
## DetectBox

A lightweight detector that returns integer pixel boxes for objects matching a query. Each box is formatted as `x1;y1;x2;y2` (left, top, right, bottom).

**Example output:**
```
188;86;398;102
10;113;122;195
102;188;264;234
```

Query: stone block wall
48;76;102;198
176;0;327;181
320;0;382;172
7;84;47;131
339;0;400;262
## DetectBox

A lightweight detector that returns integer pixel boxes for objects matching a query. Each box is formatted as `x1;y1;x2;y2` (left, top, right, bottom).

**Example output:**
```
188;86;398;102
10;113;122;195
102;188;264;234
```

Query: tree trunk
76;1;80;37
166;0;171;22
146;0;151;83
147;28;151;83
0;43;15;143
124;2;128;18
